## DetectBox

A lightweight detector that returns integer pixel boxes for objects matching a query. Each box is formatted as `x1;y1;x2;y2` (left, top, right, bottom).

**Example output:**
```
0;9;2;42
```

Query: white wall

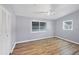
16;16;55;42
55;10;79;43
2;5;16;53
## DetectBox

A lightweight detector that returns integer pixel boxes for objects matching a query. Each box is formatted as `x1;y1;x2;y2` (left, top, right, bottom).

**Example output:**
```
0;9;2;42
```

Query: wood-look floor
12;37;79;55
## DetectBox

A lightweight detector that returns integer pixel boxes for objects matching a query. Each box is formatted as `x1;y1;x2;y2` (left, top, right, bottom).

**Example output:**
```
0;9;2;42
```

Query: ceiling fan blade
34;12;48;13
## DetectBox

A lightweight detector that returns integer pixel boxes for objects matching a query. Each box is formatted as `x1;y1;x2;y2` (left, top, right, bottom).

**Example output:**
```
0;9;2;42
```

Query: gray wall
55;10;79;43
16;16;55;42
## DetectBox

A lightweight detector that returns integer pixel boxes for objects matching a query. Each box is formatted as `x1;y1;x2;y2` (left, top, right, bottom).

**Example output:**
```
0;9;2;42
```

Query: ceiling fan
34;7;56;15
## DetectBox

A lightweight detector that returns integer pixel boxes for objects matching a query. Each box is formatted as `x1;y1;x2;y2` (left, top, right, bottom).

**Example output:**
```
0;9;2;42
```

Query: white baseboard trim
10;42;16;54
16;36;54;44
16;36;79;45
55;36;79;45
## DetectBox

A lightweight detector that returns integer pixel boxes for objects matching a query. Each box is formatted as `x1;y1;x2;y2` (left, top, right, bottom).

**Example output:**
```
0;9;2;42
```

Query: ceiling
11;4;79;20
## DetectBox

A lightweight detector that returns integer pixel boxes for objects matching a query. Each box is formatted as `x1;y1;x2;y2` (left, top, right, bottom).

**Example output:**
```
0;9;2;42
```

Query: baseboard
11;36;79;54
10;42;16;54
16;36;54;44
55;36;79;45
16;36;79;45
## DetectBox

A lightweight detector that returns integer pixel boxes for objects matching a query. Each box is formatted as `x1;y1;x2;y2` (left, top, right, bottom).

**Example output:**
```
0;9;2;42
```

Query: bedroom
0;4;79;55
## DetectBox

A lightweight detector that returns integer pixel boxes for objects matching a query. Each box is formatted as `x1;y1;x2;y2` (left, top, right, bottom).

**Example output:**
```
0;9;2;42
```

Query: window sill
32;30;47;33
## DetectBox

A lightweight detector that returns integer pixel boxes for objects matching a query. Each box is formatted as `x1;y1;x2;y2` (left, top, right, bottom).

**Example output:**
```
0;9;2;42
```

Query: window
32;21;46;32
32;22;39;31
40;22;46;31
63;20;73;30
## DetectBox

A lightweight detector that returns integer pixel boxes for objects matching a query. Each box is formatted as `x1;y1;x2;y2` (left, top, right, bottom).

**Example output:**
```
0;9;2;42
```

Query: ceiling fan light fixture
47;11;56;16
48;12;50;15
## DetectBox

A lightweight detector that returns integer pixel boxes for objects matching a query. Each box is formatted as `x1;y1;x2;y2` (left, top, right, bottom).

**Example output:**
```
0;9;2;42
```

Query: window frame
63;20;73;30
32;20;47;33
